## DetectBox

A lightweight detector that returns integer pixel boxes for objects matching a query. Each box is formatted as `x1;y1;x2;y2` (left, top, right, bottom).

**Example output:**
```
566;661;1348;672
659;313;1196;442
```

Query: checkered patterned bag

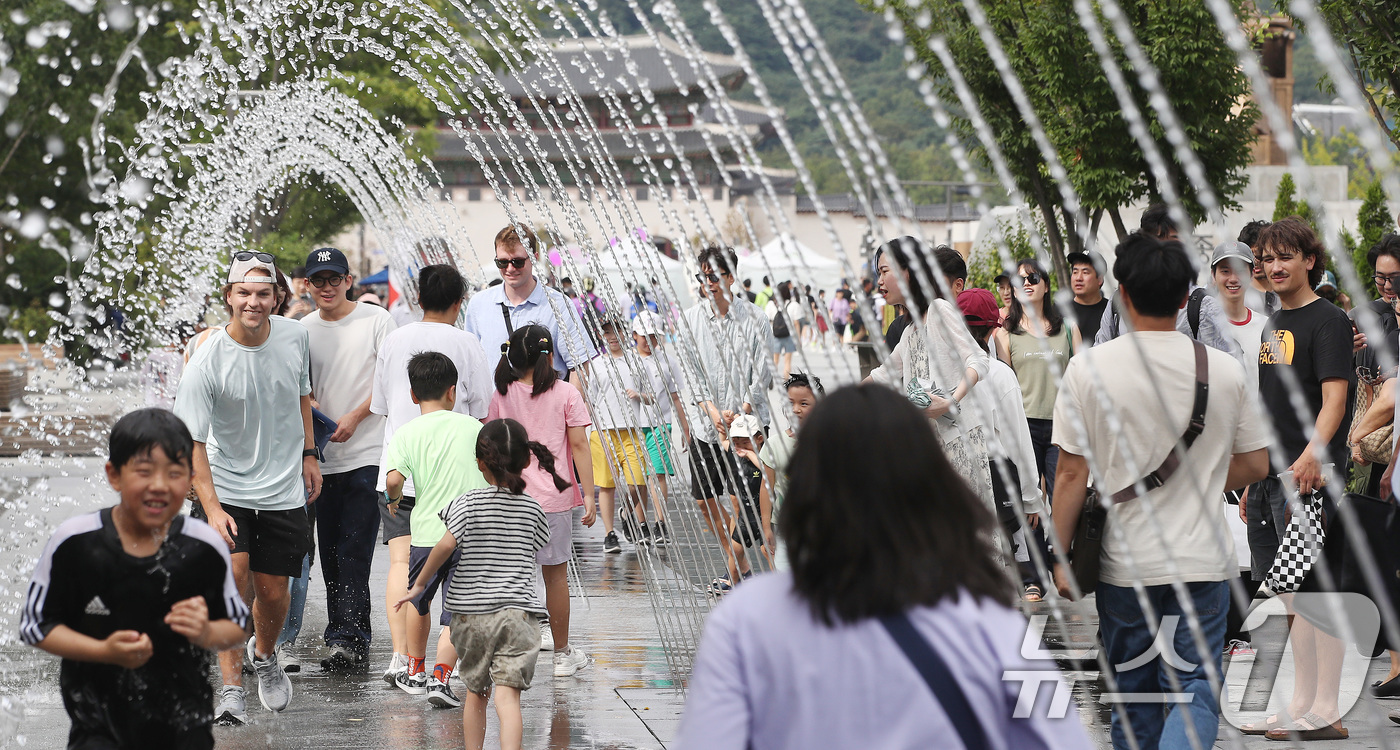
1265;490;1327;594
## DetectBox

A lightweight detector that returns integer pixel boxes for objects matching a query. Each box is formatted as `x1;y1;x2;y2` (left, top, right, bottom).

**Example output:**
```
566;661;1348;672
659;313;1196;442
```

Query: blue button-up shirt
464;281;596;376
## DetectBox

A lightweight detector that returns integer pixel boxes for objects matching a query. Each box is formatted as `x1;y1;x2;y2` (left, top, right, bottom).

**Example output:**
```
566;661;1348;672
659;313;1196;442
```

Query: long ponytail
494;324;560;396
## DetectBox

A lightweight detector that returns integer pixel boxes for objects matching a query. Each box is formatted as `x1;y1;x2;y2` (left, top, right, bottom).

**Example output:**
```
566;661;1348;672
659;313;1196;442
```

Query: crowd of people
18;204;1400;750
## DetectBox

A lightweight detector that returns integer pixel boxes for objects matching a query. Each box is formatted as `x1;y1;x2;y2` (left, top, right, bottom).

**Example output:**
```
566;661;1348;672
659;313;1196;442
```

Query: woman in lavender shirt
677;384;1093;750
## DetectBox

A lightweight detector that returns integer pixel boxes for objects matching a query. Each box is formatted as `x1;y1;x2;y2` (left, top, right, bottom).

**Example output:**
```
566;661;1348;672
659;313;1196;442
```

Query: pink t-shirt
487;380;592;513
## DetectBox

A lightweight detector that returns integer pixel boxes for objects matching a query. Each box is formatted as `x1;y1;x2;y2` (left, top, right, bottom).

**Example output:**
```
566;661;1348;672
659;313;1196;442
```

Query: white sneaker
540;623;555;651
553;645;588;677
382;653;406;687
276;643;301;674
214;684;248;726
252;649;294;712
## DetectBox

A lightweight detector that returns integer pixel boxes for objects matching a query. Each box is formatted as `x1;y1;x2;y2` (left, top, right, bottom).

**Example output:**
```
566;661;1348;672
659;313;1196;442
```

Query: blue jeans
1026;418;1058;503
317;466;382;655
278;553;312;647
1097;580;1228;750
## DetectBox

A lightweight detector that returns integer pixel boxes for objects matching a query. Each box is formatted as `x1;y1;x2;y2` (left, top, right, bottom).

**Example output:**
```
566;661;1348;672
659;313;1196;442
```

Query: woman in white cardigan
868;236;995;510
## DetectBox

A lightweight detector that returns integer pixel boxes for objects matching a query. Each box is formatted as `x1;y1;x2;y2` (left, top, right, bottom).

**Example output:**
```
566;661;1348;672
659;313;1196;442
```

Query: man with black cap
300;247;397;671
174;251;318;724
1066;250;1108;344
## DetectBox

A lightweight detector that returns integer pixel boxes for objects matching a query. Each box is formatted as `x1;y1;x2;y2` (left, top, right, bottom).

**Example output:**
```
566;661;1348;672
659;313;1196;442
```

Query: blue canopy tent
360;267;390;285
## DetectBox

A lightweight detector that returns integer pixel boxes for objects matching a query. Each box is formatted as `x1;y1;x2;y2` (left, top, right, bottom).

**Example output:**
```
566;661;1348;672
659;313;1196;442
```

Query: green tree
1353;180;1392;299
1273;172;1299;221
870;0;1256;284
1299;1;1400;151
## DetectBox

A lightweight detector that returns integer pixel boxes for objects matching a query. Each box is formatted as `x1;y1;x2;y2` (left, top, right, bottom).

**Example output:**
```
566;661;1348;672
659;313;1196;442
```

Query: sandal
1264;713;1348;741
1240;710;1292;736
1023;584;1044;603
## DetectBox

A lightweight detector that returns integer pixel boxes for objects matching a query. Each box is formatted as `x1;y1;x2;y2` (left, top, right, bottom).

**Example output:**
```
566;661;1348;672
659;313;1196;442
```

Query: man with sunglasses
174;251;318;724
299;247;396;672
679;245;775;593
464;224;594;381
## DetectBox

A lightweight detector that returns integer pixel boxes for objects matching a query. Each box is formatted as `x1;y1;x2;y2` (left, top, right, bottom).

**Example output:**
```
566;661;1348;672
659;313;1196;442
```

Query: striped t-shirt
439;487;550;616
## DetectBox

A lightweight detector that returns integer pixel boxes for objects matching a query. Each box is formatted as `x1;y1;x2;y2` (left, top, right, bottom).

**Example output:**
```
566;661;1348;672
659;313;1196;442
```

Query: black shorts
222;504;311;578
380;494;415;544
689;439;746;500
729;493;765;548
407;545;460;627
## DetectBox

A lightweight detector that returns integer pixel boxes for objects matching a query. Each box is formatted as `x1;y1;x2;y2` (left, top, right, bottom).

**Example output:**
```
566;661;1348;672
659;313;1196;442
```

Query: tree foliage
1353;180;1393;299
872;0;1257;283
1301;0;1400;152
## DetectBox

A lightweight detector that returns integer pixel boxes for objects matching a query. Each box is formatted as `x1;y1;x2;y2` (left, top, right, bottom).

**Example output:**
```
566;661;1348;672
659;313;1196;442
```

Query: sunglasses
309;274;347;288
494;257;529;269
234;251;276;264
696;272;727;284
1020;273;1043;285
1375;274;1400;288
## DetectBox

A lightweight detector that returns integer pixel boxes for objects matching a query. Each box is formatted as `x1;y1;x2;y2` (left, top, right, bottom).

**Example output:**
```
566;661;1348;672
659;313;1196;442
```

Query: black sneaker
426;676;461;708
619;518;636;544
653;520;671;545
638;521;653;546
321;644;364;672
603;531;621;554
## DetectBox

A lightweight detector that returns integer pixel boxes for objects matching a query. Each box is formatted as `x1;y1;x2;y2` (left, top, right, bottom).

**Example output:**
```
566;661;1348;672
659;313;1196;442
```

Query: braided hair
476;418;571;495
494;324;559;396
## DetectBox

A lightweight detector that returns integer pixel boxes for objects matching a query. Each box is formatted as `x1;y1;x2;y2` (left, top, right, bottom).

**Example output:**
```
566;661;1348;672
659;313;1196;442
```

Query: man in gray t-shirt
174;253;320;725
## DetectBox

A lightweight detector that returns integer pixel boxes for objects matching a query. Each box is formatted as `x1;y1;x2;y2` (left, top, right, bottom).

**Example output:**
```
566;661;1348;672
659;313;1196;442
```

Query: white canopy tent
582;238;694;314
738;236;845;299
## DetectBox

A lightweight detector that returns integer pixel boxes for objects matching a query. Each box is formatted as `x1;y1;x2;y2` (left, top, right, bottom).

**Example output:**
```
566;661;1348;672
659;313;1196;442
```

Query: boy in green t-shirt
385;352;487;708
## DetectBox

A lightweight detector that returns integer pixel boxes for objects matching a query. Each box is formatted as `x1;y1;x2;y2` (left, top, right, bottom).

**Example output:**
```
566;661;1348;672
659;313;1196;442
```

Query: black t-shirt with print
1258;298;1356;466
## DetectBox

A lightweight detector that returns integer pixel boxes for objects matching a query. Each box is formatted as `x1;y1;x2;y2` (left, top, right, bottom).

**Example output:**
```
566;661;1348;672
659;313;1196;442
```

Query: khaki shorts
448;609;542;696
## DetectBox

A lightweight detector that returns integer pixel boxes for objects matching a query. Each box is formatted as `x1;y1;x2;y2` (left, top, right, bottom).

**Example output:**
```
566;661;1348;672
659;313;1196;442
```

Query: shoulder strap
500;302;514;336
1188;288;1206;339
1109;340;1209;504
880;613;988;750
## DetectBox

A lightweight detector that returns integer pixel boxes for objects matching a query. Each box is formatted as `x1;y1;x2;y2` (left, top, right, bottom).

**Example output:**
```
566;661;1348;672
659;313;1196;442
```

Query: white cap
631;311;665;337
227;252;278;285
728;414;763;440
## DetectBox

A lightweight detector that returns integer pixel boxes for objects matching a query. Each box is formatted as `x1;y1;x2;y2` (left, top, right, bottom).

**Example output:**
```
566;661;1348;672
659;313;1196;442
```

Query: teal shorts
642;426;675;476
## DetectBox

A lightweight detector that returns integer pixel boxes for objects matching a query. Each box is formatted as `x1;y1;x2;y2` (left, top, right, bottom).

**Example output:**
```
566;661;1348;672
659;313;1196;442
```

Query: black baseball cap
305;247;350;277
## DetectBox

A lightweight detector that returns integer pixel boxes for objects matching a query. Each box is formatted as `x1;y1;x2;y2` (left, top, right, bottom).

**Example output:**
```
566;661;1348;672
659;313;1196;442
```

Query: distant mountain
571;0;986;204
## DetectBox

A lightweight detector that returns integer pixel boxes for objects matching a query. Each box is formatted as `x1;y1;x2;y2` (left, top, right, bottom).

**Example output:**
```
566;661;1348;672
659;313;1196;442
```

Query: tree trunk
1108;206;1128;242
1026;174;1070;286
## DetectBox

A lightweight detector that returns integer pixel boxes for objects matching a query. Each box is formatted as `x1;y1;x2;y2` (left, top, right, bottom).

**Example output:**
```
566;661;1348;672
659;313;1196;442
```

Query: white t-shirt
302;302;397;474
1223;306;1266;392
638;350;685;427
586;351;656;431
370;322;493;494
173;318;312;512
1052;331;1270;586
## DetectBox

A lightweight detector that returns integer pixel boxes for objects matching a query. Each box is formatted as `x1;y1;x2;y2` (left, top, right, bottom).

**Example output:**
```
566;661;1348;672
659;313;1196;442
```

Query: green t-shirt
386;410;488;547
758;427;797;523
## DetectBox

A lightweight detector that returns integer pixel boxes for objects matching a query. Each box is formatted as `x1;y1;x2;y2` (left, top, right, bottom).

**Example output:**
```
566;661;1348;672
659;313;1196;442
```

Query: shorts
222;504;310;577
591;428;648;489
380;493;415;544
448;609;541;696
729;492;765;548
689;438;745;500
641;426;675;475
772;335;797;354
1245;478;1289;580
407;545;460;627
535;510;573;566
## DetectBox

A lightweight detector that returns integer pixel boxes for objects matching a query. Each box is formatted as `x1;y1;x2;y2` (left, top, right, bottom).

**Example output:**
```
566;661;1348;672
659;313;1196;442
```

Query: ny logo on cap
317;251;331;262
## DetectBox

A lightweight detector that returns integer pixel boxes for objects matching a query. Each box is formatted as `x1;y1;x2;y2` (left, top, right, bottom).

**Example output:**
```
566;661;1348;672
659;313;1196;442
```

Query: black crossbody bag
1068;340;1209;592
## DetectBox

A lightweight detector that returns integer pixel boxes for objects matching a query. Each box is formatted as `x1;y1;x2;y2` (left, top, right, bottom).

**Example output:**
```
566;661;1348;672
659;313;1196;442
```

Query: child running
713;414;774;594
396;419;566;750
488;325;594;677
20;408;249;749
588;317;658;551
759;373;821;570
632;311;691;545
385;352;489;707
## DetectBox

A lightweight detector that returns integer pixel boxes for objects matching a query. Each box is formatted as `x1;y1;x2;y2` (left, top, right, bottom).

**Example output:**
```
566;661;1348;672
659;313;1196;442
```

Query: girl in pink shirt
487;325;595;678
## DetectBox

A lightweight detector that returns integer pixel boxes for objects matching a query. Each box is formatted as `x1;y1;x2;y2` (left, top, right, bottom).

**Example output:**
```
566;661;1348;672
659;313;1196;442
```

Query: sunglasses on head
1021;272;1043;285
494;257;529;269
234;251;276;264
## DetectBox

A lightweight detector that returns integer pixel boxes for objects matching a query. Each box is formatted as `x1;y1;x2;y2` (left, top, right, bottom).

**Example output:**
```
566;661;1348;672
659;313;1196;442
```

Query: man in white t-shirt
368;263;492;683
300;247;396;671
1050;233;1269;750
174;252;321;724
